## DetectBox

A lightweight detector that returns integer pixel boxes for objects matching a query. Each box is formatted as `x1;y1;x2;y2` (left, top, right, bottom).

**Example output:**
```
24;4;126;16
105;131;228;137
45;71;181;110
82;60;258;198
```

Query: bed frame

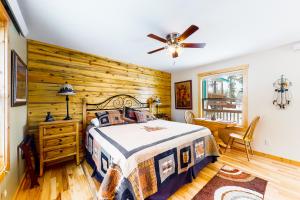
82;94;151;135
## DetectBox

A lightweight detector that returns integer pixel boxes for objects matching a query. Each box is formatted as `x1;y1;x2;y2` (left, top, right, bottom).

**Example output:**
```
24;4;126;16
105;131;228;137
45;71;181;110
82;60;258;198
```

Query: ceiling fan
147;25;206;58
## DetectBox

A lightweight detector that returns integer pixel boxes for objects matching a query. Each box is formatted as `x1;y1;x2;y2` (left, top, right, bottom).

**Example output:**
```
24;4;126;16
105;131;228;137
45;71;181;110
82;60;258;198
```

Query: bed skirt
86;151;217;200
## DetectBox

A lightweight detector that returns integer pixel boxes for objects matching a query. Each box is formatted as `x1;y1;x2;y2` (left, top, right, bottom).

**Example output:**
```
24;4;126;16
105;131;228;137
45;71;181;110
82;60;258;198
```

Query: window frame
198;65;249;129
0;3;9;181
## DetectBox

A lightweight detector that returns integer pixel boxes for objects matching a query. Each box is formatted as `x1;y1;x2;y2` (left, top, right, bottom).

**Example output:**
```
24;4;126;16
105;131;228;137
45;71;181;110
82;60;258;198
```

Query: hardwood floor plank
15;149;300;200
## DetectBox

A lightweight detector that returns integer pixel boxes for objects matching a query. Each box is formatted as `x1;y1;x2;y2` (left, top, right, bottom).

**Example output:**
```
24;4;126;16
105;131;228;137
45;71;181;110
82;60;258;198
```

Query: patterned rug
192;165;268;200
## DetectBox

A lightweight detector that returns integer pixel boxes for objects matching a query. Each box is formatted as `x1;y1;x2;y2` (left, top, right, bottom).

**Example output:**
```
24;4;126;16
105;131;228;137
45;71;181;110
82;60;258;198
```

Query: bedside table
155;113;170;120
39;120;79;176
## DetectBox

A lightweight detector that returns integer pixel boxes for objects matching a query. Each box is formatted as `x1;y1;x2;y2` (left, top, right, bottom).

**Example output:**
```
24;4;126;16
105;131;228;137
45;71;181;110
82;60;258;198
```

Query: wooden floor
15;149;300;200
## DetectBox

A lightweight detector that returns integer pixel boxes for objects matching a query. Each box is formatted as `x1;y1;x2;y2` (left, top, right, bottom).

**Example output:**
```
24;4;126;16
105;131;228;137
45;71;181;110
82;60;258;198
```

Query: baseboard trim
253;150;300;167
230;145;300;167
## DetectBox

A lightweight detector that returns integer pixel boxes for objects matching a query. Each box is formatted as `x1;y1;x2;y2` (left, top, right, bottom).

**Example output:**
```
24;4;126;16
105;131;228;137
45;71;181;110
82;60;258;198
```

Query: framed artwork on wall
175;80;192;109
11;50;28;107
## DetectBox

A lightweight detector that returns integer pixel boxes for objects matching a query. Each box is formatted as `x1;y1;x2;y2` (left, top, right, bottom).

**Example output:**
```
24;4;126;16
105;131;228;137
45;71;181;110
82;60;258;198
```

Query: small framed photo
175;80;192;109
11;50;27;107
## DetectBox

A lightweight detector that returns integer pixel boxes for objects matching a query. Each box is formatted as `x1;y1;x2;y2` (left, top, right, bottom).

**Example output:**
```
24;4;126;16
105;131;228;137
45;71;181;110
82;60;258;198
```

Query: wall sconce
273;75;292;109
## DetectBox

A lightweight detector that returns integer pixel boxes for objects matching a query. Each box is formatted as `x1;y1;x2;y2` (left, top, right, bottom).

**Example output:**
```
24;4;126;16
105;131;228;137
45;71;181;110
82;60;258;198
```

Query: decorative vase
45;112;54;122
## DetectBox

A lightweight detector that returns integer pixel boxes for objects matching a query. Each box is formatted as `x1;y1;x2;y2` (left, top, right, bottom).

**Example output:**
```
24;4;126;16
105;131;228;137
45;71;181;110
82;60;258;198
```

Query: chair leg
244;142;250;161
248;142;254;155
225;137;232;153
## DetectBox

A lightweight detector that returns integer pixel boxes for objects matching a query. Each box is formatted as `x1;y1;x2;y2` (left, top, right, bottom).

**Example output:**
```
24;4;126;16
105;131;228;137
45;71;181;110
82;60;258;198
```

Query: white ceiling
18;0;300;72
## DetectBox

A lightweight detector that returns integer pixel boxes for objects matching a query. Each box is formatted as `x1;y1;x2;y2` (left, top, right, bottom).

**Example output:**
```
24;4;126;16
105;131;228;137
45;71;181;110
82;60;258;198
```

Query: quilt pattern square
92;140;101;170
99;148;111;178
115;178;136;200
137;158;158;198
87;134;94;154
128;168;141;200
193;138;205;163
154;148;178;186
177;143;194;173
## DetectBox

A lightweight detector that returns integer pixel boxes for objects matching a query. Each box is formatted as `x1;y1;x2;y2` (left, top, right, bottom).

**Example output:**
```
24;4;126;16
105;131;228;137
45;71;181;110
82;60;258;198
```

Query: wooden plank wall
27;40;171;151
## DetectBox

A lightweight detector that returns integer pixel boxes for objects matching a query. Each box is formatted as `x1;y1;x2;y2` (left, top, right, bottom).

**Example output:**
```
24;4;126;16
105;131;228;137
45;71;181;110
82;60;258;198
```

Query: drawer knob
59;139;62;142
60;150;63;153
59;128;62;131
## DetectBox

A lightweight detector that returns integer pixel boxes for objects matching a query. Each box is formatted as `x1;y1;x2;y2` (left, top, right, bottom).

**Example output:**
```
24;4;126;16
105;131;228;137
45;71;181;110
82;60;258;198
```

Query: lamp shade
153;97;161;105
58;83;76;96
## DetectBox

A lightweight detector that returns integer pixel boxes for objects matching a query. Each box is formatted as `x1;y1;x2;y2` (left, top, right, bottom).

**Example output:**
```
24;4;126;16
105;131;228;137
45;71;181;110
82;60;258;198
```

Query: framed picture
11;50;27;107
175;80;192;109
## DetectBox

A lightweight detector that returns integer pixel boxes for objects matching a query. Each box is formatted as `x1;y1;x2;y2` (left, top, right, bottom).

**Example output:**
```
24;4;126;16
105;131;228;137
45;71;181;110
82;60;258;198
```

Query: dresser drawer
44;146;76;161
44;135;76;147
39;120;79;176
43;125;75;136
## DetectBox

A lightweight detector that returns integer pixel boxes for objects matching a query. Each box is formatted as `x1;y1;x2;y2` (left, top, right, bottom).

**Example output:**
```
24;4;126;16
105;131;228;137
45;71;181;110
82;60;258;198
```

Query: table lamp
58;82;76;120
152;97;161;115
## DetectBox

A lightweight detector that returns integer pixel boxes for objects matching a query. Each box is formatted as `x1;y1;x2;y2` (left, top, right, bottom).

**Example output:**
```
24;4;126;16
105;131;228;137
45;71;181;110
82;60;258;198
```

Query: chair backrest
243;116;260;141
184;111;195;124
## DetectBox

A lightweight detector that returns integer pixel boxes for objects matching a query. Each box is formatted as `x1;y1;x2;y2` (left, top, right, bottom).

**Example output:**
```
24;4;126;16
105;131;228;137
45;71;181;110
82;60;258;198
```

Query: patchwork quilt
86;120;219;200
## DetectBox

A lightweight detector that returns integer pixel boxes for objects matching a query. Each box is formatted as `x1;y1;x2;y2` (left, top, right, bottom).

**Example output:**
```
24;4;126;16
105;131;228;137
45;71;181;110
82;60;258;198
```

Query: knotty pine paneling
27;40;171;152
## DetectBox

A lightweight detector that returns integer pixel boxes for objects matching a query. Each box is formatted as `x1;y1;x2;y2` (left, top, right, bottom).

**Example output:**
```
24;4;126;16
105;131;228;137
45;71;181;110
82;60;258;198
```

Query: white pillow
90;118;100;127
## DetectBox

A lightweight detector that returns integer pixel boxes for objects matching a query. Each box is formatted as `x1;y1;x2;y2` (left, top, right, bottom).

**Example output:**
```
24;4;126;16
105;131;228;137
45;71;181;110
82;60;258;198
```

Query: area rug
192;165;268;200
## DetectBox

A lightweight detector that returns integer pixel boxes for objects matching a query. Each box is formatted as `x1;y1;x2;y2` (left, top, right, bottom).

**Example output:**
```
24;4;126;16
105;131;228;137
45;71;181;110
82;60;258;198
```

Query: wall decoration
11;50;27;107
273;75;292;109
175;80;192;109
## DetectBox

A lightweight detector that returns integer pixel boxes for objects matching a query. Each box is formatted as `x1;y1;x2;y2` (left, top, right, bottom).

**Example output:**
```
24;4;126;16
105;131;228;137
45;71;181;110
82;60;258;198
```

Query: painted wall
172;44;300;162
0;22;27;199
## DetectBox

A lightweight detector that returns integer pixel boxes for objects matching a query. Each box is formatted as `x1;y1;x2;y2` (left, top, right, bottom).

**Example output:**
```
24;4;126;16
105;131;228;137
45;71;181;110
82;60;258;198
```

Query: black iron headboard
82;94;151;134
85;94;149;111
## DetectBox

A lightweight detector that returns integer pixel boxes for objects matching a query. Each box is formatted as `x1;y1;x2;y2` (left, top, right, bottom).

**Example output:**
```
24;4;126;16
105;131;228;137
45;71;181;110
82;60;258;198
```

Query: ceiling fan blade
172;51;178;58
177;25;199;42
148;47;165;54
147;34;167;43
181;43;206;48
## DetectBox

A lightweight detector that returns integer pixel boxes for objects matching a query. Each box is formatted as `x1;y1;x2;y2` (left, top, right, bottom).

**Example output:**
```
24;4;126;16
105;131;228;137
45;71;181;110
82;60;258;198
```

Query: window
198;65;248;127
0;4;9;179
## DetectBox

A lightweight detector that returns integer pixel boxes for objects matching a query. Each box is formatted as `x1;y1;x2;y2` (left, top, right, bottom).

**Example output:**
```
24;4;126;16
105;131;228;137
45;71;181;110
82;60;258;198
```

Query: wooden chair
184;111;195;124
225;116;260;161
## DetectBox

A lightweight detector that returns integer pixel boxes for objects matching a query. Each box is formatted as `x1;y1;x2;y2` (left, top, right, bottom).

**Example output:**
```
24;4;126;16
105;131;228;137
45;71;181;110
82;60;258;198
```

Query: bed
82;95;219;200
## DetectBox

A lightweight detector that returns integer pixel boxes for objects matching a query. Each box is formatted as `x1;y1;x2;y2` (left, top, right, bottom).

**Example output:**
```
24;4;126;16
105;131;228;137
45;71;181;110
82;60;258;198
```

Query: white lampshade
58;83;76;96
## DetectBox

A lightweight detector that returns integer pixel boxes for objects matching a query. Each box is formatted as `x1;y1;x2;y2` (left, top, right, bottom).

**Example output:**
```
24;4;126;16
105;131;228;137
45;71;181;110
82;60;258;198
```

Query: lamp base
64;116;72;120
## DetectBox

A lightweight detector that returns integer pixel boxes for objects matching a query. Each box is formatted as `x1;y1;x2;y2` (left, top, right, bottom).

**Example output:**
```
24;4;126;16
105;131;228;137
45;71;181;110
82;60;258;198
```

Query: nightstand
39;120;79;176
155;113;170;120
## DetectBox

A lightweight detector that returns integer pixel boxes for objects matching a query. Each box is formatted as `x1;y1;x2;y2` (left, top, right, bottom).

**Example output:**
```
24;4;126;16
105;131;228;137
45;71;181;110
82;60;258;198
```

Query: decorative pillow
134;111;148;123
123;107;137;122
141;110;157;121
95;110;124;127
90;118;100;127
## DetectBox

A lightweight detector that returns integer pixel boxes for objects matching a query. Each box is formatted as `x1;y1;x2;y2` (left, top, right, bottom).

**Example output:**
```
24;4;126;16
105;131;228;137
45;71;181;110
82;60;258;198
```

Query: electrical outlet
264;139;270;146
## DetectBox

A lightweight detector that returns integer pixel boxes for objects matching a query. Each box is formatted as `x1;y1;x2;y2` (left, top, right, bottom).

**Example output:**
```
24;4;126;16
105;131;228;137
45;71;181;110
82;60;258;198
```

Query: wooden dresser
39;120;79;176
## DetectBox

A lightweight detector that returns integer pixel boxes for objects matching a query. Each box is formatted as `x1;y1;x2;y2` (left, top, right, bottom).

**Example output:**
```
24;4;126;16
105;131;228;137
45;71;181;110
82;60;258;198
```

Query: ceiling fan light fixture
147;25;205;58
167;45;176;54
167;44;181;55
